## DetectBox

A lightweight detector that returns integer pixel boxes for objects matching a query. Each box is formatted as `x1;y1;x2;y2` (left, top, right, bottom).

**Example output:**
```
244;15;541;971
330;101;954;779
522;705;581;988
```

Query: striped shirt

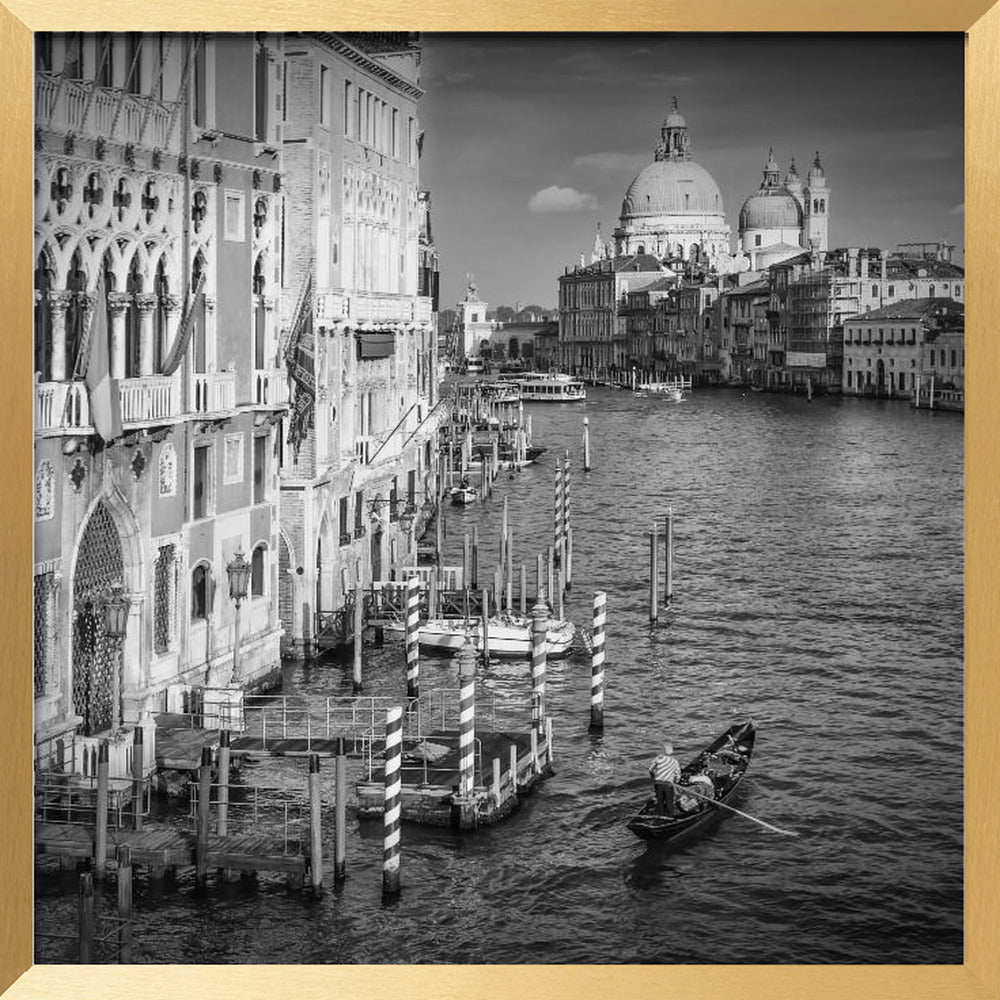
649;753;681;784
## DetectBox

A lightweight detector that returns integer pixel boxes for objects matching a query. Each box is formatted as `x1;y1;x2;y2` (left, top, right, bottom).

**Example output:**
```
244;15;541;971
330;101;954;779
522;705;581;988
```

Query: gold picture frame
2;3;996;997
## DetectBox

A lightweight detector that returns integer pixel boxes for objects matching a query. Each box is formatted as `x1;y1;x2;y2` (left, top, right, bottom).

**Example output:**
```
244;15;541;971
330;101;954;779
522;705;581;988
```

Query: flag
161;270;206;376
285;276;315;459
84;273;122;443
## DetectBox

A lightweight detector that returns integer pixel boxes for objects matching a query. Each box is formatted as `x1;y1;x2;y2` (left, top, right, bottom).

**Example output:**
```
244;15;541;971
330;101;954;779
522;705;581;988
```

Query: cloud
528;185;599;213
444;71;475;85
951;203;964;215
574;151;649;175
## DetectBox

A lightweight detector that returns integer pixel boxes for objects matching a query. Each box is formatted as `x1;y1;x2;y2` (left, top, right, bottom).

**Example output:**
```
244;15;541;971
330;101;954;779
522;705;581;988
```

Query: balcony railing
35;381;89;431
254;369;290;407
120;374;181;423
191;372;236;414
348;293;433;326
36;73;179;151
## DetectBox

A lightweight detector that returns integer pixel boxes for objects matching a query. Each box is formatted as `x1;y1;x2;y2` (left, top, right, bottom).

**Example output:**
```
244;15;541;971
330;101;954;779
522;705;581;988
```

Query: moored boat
626;719;756;842
449;485;479;505
387;615;577;658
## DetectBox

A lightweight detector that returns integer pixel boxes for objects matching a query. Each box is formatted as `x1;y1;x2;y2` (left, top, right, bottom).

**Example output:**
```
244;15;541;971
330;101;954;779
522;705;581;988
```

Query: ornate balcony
36;73;180;151
254;369;290;408
36;374;183;433
190;372;236;415
35;381;89;432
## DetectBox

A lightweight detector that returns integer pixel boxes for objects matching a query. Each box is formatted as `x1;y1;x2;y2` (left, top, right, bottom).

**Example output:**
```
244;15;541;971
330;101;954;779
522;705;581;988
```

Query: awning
357;331;395;359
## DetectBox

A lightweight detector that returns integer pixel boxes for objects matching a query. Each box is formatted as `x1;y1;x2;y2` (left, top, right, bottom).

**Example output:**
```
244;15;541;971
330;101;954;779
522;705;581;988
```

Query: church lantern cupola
654;97;693;162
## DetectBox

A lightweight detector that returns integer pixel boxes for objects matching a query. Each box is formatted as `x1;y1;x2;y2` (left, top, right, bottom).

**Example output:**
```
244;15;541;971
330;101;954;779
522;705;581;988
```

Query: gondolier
649;740;682;816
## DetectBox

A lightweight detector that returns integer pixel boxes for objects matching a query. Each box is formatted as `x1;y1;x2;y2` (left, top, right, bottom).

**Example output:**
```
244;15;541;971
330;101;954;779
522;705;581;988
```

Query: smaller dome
739;187;803;231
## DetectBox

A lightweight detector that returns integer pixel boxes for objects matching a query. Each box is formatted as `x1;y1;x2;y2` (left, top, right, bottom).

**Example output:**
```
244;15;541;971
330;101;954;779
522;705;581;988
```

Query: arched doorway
72;500;125;735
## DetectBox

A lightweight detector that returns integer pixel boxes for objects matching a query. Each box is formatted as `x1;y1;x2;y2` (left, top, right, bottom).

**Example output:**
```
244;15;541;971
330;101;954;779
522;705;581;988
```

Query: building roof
739;187;803;231
722;277;769;297
845;297;963;323
620;159;725;219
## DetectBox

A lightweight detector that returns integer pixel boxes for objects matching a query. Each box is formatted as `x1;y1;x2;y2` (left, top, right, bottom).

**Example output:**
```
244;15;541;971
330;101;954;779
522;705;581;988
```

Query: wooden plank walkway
228;735;366;758
34;823;306;876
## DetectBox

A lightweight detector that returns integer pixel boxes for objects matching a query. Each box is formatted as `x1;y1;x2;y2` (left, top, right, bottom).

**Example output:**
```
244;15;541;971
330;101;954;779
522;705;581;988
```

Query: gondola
626;720;756;842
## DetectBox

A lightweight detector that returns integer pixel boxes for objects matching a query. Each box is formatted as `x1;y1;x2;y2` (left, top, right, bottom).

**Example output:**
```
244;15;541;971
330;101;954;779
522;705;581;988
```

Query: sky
418;34;965;311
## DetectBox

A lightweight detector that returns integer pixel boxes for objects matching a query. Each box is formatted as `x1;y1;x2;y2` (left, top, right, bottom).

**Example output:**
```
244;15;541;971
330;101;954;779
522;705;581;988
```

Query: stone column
136;293;157;376
108;292;131;380
162;294;182;372
47;290;74;381
263;296;277;369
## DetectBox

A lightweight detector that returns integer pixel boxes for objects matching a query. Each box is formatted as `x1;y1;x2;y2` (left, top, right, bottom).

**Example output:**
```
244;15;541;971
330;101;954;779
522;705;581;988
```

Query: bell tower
803;151;830;251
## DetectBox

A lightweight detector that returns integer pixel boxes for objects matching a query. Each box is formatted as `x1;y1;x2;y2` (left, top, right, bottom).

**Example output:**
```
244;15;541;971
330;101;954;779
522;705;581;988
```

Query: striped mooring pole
553;465;564;565
590;591;606;732
405;574;421;702
563;450;571;544
531;591;548;736
458;635;477;797
382;705;403;898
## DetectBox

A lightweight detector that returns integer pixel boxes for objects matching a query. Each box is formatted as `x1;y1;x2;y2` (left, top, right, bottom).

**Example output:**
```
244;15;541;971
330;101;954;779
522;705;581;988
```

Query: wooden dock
356;728;553;828
34;822;308;880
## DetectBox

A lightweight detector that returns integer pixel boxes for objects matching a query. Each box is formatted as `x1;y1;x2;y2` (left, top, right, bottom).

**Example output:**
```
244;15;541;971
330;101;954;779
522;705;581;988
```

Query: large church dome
622;160;725;217
613;99;731;264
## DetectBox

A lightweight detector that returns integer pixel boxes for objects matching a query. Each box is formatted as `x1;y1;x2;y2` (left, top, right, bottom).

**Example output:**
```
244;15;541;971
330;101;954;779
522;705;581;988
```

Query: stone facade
33;32;288;754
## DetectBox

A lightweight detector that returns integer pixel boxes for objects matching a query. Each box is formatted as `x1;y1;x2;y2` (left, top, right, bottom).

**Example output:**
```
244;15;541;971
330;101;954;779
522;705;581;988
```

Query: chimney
880;254;887;280
859;250;869;279
848;247;859;276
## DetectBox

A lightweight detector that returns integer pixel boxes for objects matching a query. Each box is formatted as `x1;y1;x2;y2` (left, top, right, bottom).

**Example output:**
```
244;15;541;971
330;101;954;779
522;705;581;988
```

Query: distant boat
516;372;586;402
639;379;690;402
449;485;479;506
466;358;484;375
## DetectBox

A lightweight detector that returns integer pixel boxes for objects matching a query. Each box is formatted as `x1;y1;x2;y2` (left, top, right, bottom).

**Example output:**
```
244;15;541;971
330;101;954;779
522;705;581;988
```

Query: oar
672;781;799;837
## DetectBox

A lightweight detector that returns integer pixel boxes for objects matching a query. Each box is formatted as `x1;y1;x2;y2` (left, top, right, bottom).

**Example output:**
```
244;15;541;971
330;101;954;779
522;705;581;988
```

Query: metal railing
34;772;148;827
188;780;308;855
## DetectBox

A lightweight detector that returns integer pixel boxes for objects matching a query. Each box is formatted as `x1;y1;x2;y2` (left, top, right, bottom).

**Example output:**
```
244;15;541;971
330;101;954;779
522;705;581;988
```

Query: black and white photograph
29;30;965;968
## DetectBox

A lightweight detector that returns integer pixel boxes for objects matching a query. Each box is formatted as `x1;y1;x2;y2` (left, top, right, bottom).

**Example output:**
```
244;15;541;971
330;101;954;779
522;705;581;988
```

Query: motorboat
388;614;577;658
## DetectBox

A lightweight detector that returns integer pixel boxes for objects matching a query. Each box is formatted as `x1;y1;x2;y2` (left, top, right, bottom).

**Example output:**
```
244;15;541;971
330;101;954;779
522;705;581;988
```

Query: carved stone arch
276;522;298;656
69;482;144;734
120;239;151;292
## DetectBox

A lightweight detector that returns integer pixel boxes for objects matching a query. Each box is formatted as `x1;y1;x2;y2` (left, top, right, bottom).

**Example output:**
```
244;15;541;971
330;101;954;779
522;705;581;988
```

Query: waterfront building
841;297;963;402
738;150;830;267
277;32;439;657
765;244;965;393
613;99;731;268
530;321;560;371
719;277;770;384
558;254;665;378
455;276;496;360
33;32;288;757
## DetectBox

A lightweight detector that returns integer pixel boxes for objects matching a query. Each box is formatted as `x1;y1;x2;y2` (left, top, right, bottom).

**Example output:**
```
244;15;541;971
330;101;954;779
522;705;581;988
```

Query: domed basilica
608;100;831;274
613;99;731;267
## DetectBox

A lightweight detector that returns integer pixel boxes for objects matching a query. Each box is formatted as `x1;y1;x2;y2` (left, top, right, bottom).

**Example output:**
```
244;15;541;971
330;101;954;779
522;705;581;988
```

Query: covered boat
389;615;576;658
626;720;756;842
449;485;479;505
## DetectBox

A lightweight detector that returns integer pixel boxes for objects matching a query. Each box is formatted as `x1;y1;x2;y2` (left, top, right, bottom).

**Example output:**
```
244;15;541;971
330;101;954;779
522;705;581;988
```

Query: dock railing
188;780;310;855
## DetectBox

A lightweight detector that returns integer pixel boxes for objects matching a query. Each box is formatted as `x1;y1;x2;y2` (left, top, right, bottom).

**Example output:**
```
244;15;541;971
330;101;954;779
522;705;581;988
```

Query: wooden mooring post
94;740;109;880
520;563;527;615
481;588;491;667
565;526;574;592
116;844;133;963
131;725;144;832
583;416;592;472
195;746;212;887
649;524;659;622
217;730;230;837
334;737;347;880
353;581;364;694
78;871;95;964
308;754;323;897
664;508;674;604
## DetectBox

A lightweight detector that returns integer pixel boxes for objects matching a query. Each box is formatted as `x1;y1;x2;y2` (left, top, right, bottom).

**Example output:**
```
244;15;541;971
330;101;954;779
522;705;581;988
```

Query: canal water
35;386;964;964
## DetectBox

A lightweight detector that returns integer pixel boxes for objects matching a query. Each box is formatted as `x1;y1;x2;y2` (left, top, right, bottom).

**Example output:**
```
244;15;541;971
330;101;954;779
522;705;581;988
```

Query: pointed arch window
251;544;266;597
191;562;211;620
64;250;88;380
192;253;207;373
124;254;142;378
34;253;53;379
153;258;168;373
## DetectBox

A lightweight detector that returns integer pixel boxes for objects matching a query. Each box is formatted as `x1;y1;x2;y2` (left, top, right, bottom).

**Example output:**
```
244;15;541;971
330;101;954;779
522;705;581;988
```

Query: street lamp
227;549;251;684
103;585;129;730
